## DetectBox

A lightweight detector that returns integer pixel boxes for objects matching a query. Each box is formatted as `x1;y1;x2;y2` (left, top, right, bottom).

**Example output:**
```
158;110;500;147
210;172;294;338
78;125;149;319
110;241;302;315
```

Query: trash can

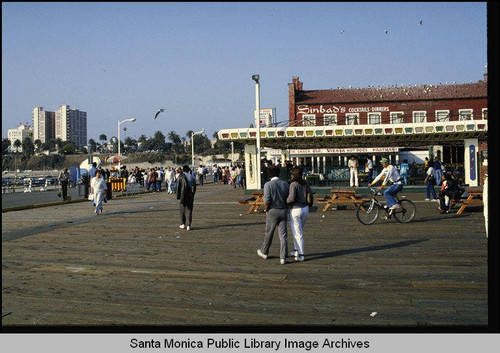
78;175;90;197
106;182;112;200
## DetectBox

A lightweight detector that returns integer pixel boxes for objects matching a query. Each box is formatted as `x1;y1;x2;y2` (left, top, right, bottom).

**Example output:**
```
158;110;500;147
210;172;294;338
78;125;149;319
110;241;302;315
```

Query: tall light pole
231;141;234;167
191;128;205;170
117;118;136;169
252;74;262;190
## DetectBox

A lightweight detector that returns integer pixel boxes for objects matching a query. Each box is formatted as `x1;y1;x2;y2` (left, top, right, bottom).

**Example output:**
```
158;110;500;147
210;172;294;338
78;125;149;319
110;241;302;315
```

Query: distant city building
8;123;33;153
55;105;87;148
32;107;55;144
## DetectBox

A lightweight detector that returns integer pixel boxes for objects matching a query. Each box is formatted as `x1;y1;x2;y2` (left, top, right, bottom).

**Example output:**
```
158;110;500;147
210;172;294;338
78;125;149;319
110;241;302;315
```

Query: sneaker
296;255;305;262
257;249;268;260
389;204;401;210
425;198;431;201
290;249;299;257
179;224;186;229
280;259;287;265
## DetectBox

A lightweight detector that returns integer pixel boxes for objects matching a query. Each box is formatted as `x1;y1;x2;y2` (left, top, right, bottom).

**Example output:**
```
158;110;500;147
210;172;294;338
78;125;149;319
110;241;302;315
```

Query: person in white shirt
365;158;374;184
348;156;359;187
165;166;174;194
369;158;404;210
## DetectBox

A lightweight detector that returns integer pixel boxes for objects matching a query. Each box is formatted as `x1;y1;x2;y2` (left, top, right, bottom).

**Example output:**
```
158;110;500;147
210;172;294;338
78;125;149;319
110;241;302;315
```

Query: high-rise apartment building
32;107;55;144
55;105;87;148
8;124;33;153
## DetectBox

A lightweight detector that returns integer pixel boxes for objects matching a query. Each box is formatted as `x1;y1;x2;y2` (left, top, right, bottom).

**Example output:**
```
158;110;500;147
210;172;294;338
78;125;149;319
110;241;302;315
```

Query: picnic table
238;191;265;214
316;189;368;211
451;188;483;215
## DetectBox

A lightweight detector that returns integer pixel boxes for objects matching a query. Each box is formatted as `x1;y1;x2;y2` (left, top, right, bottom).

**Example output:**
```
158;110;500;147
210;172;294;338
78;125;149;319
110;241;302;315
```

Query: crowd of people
59;154;467;235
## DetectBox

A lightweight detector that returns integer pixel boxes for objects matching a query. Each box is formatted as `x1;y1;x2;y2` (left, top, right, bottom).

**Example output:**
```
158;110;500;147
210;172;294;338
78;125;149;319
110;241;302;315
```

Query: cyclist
368;158;404;211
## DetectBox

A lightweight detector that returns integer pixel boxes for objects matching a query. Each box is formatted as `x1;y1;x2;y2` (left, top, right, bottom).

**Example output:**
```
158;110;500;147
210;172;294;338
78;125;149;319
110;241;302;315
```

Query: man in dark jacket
257;166;290;265
176;165;196;231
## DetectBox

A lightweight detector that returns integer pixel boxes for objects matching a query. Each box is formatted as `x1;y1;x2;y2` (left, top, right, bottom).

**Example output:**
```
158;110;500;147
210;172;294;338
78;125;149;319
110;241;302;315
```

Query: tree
88;138;97;152
21;137;35;156
2;138;11;154
55;138;64;150
34;139;42;153
167;131;181;144
13;139;21;153
61;141;76;154
99;134;107;144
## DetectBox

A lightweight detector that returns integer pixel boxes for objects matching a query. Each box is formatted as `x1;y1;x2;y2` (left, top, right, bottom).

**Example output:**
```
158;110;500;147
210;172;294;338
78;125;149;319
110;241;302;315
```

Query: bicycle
356;186;416;225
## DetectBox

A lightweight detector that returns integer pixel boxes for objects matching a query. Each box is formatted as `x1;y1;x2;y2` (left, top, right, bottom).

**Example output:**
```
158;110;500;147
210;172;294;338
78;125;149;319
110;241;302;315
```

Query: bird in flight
384;29;388;34
100;68;106;72
340;30;344;34
419;20;423;25
154;108;165;119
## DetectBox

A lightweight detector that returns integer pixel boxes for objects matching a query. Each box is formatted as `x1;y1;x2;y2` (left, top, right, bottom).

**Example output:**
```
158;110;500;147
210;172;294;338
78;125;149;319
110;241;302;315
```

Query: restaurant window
412;111;426;123
302;114;316;126
323;114;338;126
346;113;359;125
482;108;487;120
458;109;473;121
390;112;404;124
368;113;381;124
435;110;450;122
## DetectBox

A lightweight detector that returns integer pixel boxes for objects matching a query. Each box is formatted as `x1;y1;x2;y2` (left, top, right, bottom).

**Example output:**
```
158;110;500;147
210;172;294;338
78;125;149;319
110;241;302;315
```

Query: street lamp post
191;128;205;170
117;118;136;169
252;74;262;190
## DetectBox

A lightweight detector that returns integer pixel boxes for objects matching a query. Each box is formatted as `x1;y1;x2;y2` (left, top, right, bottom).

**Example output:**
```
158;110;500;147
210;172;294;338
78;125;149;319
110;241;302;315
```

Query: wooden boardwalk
2;183;488;329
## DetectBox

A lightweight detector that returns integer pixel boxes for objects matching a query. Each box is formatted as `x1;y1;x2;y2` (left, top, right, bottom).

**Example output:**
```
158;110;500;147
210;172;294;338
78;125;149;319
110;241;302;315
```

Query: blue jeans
400;172;408;185
426;182;437;199
434;169;442;186
384;183;404;208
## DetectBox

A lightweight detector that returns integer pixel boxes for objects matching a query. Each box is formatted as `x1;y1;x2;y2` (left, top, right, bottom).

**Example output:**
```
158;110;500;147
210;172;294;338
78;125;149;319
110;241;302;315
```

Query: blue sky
2;2;487;143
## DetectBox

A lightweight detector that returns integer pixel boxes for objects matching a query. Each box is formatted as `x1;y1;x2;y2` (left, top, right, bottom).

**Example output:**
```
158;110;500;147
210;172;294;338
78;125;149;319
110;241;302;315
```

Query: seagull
340;30;344;34
384;29;388;34
100;68;106;72
154;108;165;119
419;20;423;25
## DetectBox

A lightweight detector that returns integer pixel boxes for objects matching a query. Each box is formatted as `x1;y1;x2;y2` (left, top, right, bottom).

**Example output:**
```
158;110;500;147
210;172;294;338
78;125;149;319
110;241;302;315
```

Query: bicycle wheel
356;200;380;225
393;199;416;223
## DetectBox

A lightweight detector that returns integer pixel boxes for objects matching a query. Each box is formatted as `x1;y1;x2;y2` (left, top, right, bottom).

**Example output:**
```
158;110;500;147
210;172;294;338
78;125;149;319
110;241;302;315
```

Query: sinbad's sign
297;105;390;115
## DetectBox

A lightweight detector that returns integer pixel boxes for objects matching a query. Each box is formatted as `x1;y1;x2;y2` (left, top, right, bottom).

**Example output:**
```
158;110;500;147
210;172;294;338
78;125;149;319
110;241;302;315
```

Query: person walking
348;155;359;187
90;169;107;215
176;165;196;231
165;166;174;194
148;168;157;192
58;167;70;200
424;164;438;201
365;157;374;184
433;157;443;186
286;166;313;262
197;165;204;186
257;166;290;265
399;159;409;185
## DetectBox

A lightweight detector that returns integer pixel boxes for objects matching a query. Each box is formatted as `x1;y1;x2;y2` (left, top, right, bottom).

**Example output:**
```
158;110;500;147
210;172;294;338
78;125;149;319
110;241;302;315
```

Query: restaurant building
218;75;487;188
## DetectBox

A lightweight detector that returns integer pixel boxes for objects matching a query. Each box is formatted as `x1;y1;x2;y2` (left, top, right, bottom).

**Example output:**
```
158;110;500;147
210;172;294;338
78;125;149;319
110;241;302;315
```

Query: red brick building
289;75;487;127
288;75;488;181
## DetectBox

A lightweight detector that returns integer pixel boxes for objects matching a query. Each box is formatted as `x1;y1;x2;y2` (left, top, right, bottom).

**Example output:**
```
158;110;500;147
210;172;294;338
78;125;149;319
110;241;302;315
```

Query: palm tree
167;131;181;144
13;139;21;153
34;139;42;153
99;134;107;145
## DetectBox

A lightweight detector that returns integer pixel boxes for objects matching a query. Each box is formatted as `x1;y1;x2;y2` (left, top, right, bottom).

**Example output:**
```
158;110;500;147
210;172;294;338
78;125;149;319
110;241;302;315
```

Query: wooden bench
238;191;265;214
450;188;483;215
317;189;369;211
